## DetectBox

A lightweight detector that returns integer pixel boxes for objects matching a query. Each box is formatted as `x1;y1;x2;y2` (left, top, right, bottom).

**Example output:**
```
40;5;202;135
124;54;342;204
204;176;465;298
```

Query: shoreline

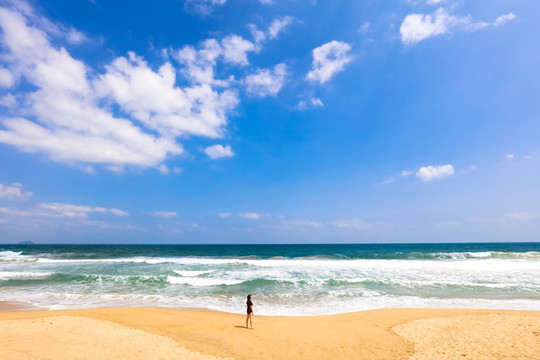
1;306;539;359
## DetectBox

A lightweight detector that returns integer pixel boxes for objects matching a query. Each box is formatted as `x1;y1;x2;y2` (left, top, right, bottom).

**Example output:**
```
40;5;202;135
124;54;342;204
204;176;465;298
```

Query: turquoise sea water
1;243;539;315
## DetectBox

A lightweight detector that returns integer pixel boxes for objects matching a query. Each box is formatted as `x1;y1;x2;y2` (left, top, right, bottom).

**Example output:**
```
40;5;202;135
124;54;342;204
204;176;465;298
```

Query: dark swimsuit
246;300;253;314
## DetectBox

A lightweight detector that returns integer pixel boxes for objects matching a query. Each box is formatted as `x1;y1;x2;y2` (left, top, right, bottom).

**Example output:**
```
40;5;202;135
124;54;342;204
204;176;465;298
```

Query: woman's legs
246;313;253;328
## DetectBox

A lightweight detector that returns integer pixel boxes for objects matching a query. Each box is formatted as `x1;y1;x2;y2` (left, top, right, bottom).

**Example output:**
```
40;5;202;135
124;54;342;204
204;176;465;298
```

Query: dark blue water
2;242;540;259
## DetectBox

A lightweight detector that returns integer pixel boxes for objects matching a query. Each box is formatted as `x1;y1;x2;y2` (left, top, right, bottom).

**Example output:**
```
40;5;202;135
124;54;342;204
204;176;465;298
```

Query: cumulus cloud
400;8;469;44
96;50;237;139
0;3;243;172
0;183;33;200
244;63;287;97
505;154;515;160
218;212;231;218
306;41;352;84
203;144;234;159
221;35;256;66
400;8;517;45
415;164;454;181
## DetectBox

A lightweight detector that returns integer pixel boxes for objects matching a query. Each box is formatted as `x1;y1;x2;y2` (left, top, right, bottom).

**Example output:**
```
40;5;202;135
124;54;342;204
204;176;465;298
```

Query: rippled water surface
1;243;539;315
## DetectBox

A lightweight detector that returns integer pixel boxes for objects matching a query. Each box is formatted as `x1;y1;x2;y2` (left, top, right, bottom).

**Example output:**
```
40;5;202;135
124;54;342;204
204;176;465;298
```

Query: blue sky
0;0;539;244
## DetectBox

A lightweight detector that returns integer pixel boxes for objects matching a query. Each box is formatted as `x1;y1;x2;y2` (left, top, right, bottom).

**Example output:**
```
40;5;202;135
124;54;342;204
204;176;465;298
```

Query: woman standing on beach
246;295;253;329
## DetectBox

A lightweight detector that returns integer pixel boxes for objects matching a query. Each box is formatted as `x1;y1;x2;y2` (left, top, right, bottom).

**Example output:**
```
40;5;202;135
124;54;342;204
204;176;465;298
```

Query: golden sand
0;306;539;360
393;314;540;359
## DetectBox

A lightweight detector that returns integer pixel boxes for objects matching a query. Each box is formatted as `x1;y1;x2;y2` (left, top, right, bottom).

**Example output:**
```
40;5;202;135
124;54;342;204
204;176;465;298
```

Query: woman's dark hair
247;294;251;301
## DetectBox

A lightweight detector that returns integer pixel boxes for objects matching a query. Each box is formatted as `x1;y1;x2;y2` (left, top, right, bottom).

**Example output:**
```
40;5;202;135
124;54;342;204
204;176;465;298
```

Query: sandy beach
1;303;539;360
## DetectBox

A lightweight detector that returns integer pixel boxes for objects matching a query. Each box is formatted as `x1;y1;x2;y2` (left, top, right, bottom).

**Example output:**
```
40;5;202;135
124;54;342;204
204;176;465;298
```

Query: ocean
1;243;539;315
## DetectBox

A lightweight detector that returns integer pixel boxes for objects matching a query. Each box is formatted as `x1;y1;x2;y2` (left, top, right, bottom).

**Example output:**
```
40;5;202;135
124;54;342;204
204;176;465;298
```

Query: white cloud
218;212;231;218
249;16;294;46
432;221;460;228
505;154;515;160
296;97;324;110
268;16;294;39
184;0;226;15
1;193;135;231
286;220;324;229
83;165;95;174
505;212;537;221
400;170;413;177
157;164;170;174
244;63;287;97
66;28;87;44
0;67;14;87
310;98;324;107
0;183;33;200
426;0;446;4
470;212;540;225
240;212;263;219
0;3;242;172
175;38;223;85
37;202;129;218
358;22;370;34
416;164;454;181
306;41;352;84
460;164;477;173
494;13;516;27
0;207;50;218
173;167;183;174
0;94;16;108
259;0;273;4
380;178;395;186
400;8;469;45
248;24;267;45
153;211;177;218
96;51;237;139
400;8;517;45
332;218;371;230
203;144;234;159
221;35;256;66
